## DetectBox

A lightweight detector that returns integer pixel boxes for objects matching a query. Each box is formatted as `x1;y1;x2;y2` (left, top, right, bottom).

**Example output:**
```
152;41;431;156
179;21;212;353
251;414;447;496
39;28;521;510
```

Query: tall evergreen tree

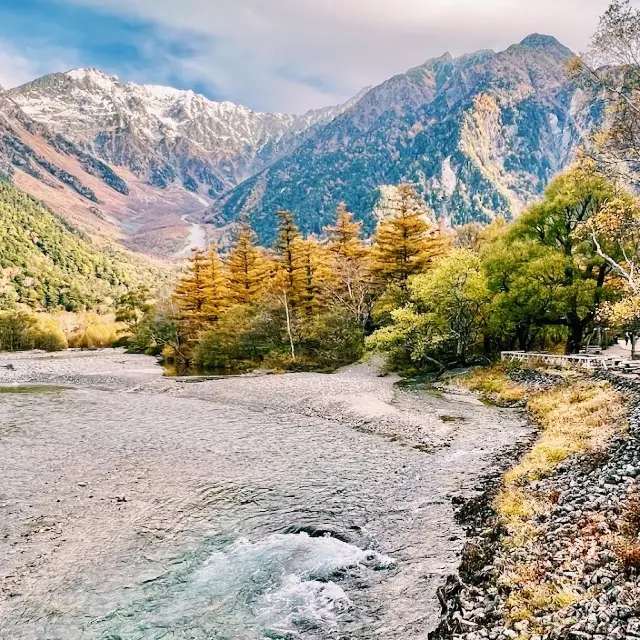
227;222;268;305
298;237;333;315
274;210;305;307
323;203;375;329
203;245;231;322
173;249;209;339
324;203;367;261
370;184;441;293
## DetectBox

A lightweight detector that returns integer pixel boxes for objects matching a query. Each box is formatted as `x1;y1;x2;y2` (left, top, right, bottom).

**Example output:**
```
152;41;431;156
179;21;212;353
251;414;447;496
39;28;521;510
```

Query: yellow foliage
67;313;120;349
504;578;580;622
460;365;529;403
523;382;626;478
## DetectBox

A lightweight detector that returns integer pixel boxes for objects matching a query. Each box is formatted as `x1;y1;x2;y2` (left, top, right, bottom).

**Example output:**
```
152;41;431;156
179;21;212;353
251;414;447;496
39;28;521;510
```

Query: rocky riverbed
0;349;530;640
431;370;640;640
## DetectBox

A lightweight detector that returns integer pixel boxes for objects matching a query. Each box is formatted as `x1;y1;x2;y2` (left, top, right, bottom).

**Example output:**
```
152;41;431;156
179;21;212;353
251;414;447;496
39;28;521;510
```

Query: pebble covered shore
431;371;640;640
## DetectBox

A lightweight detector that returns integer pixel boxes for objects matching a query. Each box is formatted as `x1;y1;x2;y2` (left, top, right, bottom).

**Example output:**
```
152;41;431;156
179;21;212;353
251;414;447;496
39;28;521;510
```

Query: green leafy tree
116;286;153;329
482;237;567;351
368;250;491;369
510;163;620;353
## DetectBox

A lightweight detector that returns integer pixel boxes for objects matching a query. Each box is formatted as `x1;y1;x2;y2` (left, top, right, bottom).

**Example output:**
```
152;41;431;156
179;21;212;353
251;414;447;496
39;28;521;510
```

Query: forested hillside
208;35;603;244
0;180;165;311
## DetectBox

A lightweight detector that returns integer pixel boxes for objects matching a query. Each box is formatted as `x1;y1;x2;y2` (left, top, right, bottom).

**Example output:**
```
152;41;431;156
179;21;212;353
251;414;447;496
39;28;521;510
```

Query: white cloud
0;39;78;90
18;0;619;111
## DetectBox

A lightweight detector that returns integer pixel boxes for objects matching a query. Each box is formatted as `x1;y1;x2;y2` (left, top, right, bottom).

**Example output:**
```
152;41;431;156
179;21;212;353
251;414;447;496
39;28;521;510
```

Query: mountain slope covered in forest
208;35;604;242
0;180;166;310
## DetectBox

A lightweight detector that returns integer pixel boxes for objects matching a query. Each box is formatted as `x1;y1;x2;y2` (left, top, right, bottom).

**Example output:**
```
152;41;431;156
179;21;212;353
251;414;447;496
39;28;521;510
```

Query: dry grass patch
616;540;640;570
516;382;627;483
66;313;121;349
495;487;549;548
502;570;581;623
615;486;640;571
460;364;529;404
494;378;628;628
498;379;627;536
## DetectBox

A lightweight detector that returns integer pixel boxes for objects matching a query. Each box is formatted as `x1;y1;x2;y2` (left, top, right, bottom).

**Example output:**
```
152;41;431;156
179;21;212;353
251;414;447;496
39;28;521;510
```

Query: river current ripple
0;351;530;639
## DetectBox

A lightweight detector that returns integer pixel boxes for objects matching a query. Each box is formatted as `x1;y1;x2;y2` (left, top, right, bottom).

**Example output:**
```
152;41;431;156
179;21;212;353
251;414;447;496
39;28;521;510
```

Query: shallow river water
0;351;530;639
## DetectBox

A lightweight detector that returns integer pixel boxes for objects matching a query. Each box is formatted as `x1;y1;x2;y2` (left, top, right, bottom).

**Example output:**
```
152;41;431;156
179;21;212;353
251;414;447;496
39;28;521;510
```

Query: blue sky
0;0;218;97
0;0;613;113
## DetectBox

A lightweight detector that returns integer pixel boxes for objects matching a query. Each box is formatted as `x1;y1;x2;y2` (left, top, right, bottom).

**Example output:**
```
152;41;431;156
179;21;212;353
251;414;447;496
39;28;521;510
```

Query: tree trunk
483;334;492;358
283;288;296;361
632;334;638;361
566;320;585;355
516;326;528;352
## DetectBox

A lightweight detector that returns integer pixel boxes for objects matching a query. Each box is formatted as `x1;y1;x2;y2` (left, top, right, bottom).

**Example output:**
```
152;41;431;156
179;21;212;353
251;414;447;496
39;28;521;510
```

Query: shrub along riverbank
0;310;126;352
431;364;640;640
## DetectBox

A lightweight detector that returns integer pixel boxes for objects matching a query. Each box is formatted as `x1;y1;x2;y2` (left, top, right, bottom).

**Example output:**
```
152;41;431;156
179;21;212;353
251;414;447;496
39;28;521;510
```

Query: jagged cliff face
8;69;355;197
207;35;604;242
3;35;605;248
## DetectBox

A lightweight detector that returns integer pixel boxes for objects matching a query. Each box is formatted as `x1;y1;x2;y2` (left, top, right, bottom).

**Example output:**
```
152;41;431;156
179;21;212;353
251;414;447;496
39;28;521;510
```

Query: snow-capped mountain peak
8;68;358;194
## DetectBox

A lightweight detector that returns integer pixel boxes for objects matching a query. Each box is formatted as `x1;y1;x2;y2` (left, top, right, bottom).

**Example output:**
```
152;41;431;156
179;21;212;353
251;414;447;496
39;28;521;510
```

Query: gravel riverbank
430;370;640;640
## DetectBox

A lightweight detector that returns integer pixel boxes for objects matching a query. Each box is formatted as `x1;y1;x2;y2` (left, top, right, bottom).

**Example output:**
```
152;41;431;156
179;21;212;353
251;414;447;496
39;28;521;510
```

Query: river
0;350;530;639
174;212;208;258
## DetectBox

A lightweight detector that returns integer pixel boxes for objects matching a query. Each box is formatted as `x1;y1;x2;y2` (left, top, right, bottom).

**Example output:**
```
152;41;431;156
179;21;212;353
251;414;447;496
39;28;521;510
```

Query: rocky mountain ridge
8;69;360;198
208;34;603;242
0;87;212;256
1;34;606;249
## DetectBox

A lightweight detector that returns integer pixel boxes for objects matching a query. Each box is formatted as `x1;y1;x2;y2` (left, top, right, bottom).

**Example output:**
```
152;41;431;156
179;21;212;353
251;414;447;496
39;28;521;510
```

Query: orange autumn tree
202;244;231;322
324;203;375;329
227;221;269;305
173;249;210;340
371;184;448;300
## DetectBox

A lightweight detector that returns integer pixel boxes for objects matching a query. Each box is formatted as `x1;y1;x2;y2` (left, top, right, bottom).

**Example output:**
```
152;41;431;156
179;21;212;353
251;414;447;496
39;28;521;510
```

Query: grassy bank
0;310;124;353
434;364;633;639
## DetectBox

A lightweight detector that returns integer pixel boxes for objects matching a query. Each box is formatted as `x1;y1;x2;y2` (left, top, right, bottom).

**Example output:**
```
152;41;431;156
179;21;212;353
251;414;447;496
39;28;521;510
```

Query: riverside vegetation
0;178;168;352
427;364;640;640
132;157;640;374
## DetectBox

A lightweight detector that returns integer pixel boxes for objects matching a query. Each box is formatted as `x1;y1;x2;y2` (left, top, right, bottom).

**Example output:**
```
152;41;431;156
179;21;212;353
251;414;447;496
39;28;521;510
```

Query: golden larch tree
323;204;375;328
202;244;231;322
227;221;268;305
324;202;367;261
298;236;334;315
173;249;210;339
371;184;445;292
274;210;306;308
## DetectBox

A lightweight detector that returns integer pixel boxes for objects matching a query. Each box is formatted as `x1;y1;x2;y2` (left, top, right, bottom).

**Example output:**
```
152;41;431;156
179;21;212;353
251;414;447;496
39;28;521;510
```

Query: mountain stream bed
0;350;530;639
